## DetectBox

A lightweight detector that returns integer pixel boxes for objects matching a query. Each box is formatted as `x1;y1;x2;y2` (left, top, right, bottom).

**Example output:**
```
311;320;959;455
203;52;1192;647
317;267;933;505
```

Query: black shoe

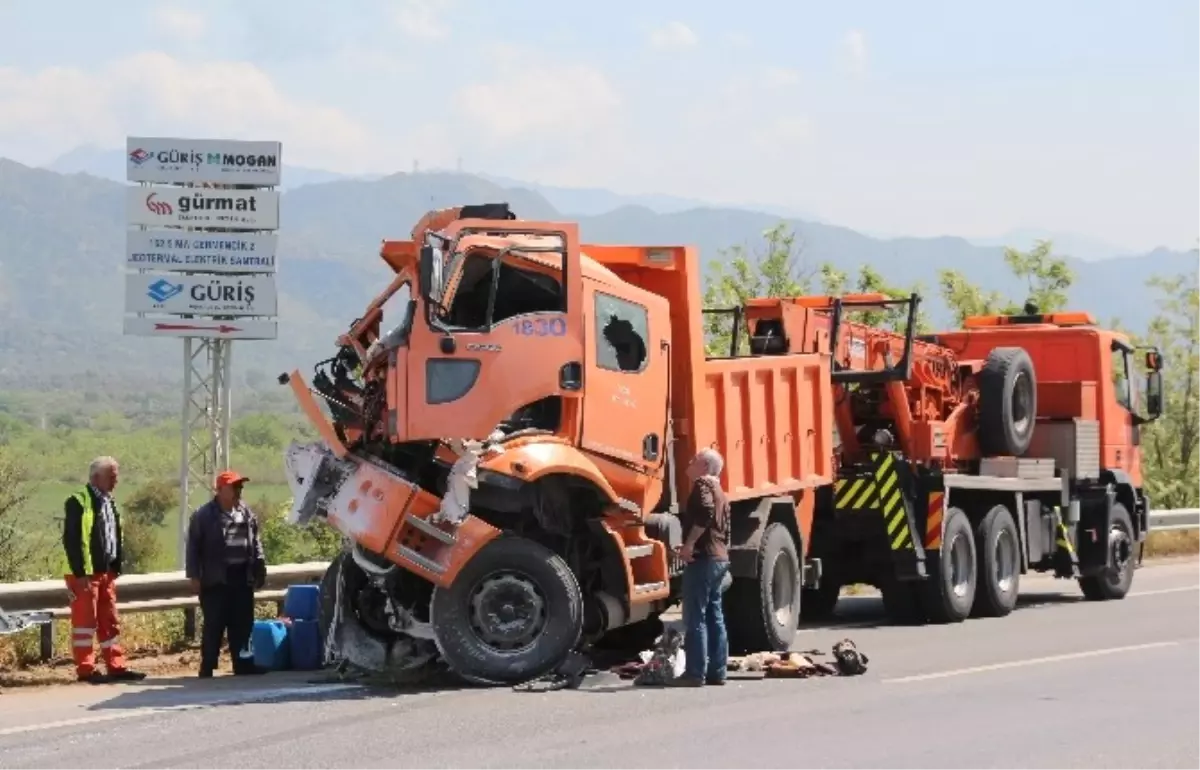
198;668;214;679
108;668;146;682
667;676;705;687
233;665;268;676
705;677;727;686
78;671;109;684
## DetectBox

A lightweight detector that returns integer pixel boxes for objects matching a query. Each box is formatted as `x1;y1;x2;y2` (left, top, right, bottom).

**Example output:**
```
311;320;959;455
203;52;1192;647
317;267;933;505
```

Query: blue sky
0;0;1196;251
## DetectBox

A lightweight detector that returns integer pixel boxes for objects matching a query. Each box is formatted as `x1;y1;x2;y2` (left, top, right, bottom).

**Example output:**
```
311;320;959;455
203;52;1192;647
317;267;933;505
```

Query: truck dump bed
697;354;835;500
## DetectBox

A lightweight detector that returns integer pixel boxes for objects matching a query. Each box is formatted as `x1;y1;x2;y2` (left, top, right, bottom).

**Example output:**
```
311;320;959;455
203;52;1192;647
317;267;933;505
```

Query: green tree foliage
938;239;1073;325
1131;272;1199;509
257;496;343;565
702;224;930;356
0;448;35;582
124;479;176;528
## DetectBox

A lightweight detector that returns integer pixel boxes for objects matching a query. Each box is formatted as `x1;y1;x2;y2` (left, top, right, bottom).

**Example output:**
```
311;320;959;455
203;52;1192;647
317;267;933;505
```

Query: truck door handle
643;433;660;461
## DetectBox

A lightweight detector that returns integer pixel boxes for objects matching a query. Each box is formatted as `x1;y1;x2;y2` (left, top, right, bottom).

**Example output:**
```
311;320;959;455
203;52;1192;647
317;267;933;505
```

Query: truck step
396;545;446;576
634;581;667;594
405;514;457;546
625;544;654;560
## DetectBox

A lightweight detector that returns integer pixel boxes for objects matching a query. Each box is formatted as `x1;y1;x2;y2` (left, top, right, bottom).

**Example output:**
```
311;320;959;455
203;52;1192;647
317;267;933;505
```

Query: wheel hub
1109;525;1132;581
994;527;1017;593
949;531;973;598
771;554;797;626
468;572;547;653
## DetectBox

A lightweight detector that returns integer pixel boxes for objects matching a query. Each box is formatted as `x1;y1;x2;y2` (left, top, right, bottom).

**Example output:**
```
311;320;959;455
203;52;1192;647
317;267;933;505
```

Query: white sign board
123;317;278;340
125;272;278;317
126;231;278;274
127;186;280;230
126;137;282;186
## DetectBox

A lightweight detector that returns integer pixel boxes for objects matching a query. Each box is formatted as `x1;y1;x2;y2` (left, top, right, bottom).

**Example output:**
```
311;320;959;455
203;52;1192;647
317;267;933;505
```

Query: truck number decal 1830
512;318;567;337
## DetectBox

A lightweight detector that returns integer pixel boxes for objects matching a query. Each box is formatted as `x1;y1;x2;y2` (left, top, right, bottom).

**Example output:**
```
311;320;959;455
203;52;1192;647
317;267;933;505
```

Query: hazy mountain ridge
1;156;1194;390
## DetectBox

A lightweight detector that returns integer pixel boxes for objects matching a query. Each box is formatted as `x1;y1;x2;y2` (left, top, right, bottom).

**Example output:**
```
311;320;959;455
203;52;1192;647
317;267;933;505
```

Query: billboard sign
125;272;278;317
126;231;278;274
123;317;278;340
126;137;282;186
126;185;280;230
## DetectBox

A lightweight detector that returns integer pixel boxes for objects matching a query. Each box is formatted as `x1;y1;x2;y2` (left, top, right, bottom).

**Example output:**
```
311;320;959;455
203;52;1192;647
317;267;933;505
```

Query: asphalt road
1;558;1196;769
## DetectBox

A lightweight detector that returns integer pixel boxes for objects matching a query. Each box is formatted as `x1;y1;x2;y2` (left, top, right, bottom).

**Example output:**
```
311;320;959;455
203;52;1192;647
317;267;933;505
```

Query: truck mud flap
834;452;927;580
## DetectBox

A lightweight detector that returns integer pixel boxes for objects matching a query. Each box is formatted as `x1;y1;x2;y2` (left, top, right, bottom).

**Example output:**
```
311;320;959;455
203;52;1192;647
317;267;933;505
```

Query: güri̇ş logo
129;148;151;165
147;278;184;303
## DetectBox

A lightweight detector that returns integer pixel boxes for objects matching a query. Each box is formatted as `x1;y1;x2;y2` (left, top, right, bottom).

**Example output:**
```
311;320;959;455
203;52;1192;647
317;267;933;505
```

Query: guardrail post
40;620;55;663
183;607;197;641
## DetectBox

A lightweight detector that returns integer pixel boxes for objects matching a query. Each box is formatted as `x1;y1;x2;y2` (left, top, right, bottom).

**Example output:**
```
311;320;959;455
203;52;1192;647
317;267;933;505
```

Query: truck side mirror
419;245;434;301
1146;370;1163;419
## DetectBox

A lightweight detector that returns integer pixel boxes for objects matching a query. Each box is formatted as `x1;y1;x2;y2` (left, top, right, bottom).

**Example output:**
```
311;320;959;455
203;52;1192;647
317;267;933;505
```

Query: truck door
405;226;585;441
580;284;671;475
1106;341;1141;481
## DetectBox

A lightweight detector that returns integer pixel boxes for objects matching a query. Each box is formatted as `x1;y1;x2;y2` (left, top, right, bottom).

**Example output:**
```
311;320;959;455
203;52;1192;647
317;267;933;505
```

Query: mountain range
0;152;1195;392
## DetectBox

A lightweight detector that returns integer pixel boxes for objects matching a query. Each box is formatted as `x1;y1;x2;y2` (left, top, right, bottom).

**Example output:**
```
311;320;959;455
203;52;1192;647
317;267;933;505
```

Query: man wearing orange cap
185;470;268;678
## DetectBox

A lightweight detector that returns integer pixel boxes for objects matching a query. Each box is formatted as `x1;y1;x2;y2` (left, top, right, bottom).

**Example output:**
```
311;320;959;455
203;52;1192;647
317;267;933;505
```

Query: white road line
882;640;1190;684
1130;585;1199;598
0;683;363;737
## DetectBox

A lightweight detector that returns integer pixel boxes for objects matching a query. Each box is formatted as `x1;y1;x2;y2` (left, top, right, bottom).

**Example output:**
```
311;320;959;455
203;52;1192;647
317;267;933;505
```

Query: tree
1132;271;1199;510
258;497;343;565
0;448;36;581
938;239;1073;325
821;264;932;334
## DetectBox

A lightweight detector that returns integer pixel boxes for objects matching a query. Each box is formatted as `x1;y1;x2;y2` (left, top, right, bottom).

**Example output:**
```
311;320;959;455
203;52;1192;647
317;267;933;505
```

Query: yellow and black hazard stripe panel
925;491;945;550
872;453;915;551
1053;506;1080;577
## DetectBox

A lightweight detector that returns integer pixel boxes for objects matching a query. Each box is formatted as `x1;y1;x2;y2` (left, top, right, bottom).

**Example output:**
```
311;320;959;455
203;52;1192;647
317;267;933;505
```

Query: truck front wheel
430;536;583;685
1078;503;1136;601
724;523;802;653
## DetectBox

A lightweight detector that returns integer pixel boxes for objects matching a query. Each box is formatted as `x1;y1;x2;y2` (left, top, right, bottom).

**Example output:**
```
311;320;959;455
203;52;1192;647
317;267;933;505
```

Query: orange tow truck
281;204;836;684
739;293;1165;624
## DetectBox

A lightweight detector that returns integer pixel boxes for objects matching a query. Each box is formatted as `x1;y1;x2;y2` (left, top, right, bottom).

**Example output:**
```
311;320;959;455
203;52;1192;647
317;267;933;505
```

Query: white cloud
649;21;698;50
0;53;373;171
152;7;207;41
391;0;451;40
842;29;868;76
455;49;621;143
764;67;802;88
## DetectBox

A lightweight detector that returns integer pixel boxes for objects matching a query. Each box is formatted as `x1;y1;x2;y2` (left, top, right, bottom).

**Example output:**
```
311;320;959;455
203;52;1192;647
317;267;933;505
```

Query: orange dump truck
281;204;835;684
738;293;1166;626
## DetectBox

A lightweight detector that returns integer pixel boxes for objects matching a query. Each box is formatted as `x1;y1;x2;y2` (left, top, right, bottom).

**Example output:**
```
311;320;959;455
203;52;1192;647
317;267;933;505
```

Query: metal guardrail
0;509;1195;662
1148;508;1200;532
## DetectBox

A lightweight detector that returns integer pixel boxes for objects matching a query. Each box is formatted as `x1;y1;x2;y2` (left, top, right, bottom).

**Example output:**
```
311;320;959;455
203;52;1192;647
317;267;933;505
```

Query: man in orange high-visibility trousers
61;456;146;684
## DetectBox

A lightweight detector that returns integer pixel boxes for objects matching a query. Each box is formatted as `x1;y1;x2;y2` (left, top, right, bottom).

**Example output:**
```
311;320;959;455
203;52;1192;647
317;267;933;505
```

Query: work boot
198;668;214;679
667;675;704;687
77;671;109;684
108;668;147;682
233;664;268;676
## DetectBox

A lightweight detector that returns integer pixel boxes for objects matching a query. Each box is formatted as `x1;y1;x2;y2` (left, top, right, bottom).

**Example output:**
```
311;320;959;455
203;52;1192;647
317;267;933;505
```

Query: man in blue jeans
672;448;731;687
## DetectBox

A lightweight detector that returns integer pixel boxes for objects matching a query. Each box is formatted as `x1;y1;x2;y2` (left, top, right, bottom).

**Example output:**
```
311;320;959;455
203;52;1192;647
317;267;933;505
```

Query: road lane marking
0;683;363;737
882;640;1190;684
1130;586;1199;598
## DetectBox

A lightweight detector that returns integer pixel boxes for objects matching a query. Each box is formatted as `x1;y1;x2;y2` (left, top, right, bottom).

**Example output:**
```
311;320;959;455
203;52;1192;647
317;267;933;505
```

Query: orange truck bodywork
283;204;833;684
731;292;1163;625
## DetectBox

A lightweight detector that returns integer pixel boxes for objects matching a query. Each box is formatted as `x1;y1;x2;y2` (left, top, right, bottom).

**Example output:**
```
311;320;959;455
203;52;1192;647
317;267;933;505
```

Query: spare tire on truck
978;346;1037;457
430;535;583;685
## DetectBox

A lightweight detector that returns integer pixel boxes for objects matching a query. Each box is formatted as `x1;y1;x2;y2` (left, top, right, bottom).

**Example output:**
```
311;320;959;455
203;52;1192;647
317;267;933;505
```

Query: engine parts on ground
728;638;869;678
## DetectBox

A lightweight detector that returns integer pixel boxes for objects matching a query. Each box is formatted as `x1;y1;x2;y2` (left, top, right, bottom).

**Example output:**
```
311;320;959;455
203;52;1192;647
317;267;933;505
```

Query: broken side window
595;292;649;373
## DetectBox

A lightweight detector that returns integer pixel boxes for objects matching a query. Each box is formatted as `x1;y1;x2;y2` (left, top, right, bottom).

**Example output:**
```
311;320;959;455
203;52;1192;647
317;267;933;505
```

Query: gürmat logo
145;192;173;215
147;278;184;303
129;148;151;165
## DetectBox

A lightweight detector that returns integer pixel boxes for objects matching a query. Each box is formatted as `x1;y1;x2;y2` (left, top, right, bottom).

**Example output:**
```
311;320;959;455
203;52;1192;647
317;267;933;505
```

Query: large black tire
430;536;583;685
921;506;977;623
1079;503;1136;601
724;523;802;653
979;347;1037;457
971;504;1022;618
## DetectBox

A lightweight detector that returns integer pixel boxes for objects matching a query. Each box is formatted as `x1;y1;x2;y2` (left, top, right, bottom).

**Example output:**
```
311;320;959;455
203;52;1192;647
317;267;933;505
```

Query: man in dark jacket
186;469;268;678
61;456;146;683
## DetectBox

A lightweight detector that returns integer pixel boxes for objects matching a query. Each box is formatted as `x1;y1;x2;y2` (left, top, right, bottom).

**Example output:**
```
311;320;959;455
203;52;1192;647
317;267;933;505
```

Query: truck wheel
979;347;1037;457
972;504;1021;618
724;523;802;653
430;536;583;685
921;506;977;623
1078;503;1136;601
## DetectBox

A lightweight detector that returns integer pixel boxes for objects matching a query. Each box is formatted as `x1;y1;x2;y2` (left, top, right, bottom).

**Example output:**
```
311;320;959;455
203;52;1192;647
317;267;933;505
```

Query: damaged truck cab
282;203;833;684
